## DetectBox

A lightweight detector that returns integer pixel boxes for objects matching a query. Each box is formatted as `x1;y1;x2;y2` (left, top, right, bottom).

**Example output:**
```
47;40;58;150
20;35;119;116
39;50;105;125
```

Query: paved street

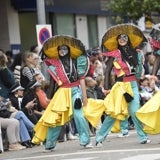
0;130;160;160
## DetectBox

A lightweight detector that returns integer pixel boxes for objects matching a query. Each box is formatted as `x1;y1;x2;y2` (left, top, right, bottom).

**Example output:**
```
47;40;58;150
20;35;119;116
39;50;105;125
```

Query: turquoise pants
96;81;148;143
45;86;90;150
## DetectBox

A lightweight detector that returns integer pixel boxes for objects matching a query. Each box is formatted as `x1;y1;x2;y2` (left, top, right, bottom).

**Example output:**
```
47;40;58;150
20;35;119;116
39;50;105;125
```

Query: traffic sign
36;24;52;49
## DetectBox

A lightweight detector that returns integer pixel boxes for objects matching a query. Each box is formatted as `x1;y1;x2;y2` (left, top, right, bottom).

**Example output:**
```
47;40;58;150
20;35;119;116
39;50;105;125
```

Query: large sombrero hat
102;23;146;51
41;35;86;59
149;23;160;49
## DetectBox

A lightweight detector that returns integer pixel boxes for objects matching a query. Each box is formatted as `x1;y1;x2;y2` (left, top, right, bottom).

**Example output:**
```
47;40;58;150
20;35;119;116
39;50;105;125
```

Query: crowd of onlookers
0;44;160;152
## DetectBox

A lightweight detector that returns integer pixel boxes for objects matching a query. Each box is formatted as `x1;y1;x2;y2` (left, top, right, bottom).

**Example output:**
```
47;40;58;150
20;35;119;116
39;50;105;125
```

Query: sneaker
9;143;25;151
83;143;93;149
43;148;54;153
140;139;151;144
95;142;103;147
67;133;79;140
16;143;26;150
118;133;129;138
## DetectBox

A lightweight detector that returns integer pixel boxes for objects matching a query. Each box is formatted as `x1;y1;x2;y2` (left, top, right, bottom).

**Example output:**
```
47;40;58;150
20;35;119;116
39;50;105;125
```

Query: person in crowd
21;80;45;124
32;53;45;81
8;81;25;111
0;50;15;98
10;52;22;83
5;50;14;69
0;117;26;151
0;96;34;148
139;75;159;104
30;44;39;54
95;75;110;123
20;51;37;89
85;76;98;136
86;47;100;78
33;74;50;110
95;24;150;146
32;35;93;152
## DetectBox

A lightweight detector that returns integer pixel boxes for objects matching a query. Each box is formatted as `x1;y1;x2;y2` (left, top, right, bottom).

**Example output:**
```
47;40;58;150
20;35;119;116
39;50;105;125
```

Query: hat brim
42;35;85;59
30;81;42;89
11;86;24;93
102;23;146;51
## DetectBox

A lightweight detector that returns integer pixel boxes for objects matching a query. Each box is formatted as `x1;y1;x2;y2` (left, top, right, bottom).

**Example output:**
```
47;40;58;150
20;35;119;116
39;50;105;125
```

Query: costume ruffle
83;82;133;132
32;87;73;144
136;91;160;134
104;82;133;120
83;98;105;127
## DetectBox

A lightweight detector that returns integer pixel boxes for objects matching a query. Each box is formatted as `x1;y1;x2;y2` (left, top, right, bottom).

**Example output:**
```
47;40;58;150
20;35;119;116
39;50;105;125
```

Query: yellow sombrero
41;35;85;59
102;23;146;51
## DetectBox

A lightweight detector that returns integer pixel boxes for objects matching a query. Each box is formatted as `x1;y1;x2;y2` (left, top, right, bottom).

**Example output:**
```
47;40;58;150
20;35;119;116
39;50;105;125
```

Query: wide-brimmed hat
10;82;24;93
41;35;86;59
27;79;42;89
101;23;147;51
149;23;160;49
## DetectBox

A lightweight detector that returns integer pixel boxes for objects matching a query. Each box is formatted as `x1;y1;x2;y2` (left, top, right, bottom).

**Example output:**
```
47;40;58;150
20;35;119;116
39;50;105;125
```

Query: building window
55;13;75;36
87;15;98;48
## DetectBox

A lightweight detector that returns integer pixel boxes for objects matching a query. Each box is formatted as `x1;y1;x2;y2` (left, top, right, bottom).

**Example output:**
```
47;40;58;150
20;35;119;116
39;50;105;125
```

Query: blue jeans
15;111;34;142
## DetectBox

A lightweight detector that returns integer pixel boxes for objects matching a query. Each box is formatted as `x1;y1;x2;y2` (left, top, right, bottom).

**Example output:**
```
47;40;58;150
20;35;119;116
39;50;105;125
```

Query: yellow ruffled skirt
83;82;133;132
136;91;160;134
106;82;133;132
104;82;133;119
32;87;73;144
83;98;105;127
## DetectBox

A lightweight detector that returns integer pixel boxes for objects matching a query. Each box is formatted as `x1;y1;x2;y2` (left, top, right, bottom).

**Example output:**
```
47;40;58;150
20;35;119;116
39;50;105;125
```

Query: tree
108;0;160;23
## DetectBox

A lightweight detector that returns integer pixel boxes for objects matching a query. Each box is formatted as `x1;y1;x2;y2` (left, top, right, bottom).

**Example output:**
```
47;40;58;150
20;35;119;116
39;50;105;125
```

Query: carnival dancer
149;23;160;76
32;35;93;152
95;23;151;146
136;23;160;135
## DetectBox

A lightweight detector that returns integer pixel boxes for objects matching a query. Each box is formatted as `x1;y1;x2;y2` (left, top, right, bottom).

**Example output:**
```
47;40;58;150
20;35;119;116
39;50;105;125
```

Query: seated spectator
0;50;15;98
10;52;22;83
139;75;159;105
21;80;44;124
35;82;50;109
20;51;37;89
0;117;26;151
8;81;24;110
0;96;34;148
85;76;97;135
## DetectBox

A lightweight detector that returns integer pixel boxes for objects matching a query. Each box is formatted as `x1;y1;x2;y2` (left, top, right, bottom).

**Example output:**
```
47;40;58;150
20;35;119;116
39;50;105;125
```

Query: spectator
0;50;15;98
0;96;34;148
0;117;26;151
10;52;22;83
20;51;36;89
21;79;44;124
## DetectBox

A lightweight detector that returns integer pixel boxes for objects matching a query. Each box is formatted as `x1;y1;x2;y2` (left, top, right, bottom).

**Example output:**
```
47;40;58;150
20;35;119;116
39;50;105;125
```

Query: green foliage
108;0;160;21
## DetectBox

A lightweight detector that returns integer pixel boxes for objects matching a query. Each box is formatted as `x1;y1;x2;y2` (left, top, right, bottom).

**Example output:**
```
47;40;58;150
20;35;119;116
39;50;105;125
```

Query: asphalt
0;130;160;160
